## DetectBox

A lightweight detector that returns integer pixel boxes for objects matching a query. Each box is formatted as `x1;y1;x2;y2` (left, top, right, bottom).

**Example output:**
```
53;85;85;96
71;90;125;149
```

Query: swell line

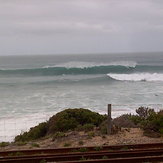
0;65;135;76
0;64;163;77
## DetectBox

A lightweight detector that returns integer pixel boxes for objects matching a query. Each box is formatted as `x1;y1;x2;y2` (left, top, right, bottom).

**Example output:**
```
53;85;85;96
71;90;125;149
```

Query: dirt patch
0;128;162;151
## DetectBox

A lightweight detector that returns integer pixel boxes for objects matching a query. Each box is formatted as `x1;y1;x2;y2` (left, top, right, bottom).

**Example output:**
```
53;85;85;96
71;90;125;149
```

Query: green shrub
78;147;88;152
94;146;103;151
126;107;156;126
48;108;106;134
125;108;163;137
142;110;163;137
0;142;10;147
136;107;155;119
128;115;143;126
159;128;163;135
82;124;95;132
15;141;27;146
14;108;106;142
31;143;40;148
111;107;163;138
87;131;95;138
15;122;47;142
52;132;65;141
64;142;71;147
76;124;95;132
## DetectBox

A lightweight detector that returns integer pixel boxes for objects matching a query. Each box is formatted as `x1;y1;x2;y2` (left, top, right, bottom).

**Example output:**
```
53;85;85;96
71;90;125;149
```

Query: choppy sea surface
0;52;163;141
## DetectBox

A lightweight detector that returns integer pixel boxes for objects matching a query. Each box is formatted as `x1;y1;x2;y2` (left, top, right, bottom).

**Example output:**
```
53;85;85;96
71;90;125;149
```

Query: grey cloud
0;0;163;55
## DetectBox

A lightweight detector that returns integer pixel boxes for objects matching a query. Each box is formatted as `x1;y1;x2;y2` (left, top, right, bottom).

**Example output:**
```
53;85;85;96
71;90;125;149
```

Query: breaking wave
0;62;136;76
107;73;163;81
0;61;163;77
43;61;137;69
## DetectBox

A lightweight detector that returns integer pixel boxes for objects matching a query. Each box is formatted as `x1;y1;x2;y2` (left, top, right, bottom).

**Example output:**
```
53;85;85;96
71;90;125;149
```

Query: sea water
0;52;163;141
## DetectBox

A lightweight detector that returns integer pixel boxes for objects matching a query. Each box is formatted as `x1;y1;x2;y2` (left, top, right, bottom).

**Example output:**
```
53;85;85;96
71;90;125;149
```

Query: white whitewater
107;73;163;81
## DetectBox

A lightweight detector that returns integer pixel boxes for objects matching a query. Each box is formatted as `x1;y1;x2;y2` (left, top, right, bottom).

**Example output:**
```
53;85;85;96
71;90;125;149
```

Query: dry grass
0;128;162;151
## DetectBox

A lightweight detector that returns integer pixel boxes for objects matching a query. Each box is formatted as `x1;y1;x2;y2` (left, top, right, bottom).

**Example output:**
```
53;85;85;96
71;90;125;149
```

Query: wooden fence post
107;104;112;135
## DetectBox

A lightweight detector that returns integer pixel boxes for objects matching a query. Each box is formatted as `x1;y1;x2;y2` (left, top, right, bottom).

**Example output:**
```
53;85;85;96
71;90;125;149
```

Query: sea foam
107;73;163;81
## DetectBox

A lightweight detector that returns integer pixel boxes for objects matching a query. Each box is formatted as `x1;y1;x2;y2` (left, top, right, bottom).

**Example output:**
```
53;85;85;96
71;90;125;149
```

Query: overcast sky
0;0;163;56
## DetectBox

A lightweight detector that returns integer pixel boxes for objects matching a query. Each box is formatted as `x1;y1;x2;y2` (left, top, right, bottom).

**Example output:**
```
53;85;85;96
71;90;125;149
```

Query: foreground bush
15;108;106;142
128;107;163;137
15;122;47;142
112;107;163;137
141;110;163;137
47;108;106;134
136;107;155;118
0;142;10;147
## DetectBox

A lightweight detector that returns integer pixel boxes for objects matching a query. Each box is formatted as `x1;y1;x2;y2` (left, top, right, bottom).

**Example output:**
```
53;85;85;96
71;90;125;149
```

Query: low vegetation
52;132;66;141
94;146;103;151
15;108;106;142
0;142;10;147
80;124;95;132
78;147;88;152
140;110;163;137
47;108;106;134
15;122;47;142
31;143;40;148
14;107;163;143
87;131;95;138
121;107;163;137
8;152;24;156
63;142;71;147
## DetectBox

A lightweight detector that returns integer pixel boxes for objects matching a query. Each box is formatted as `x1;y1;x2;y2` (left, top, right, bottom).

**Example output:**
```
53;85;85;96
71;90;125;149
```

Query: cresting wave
43;61;137;69
107;73;163;81
0;63;136;76
0;62;163;76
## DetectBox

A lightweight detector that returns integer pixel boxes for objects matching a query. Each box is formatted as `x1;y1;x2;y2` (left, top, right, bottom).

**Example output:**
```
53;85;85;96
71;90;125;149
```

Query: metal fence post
107;104;112;135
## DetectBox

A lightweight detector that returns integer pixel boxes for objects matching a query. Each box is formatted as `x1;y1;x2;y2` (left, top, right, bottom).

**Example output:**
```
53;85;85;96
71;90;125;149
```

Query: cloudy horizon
0;0;163;56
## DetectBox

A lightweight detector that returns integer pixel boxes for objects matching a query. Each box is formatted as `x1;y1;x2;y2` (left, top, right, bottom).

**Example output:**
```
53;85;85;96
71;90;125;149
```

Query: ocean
0;52;163;141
